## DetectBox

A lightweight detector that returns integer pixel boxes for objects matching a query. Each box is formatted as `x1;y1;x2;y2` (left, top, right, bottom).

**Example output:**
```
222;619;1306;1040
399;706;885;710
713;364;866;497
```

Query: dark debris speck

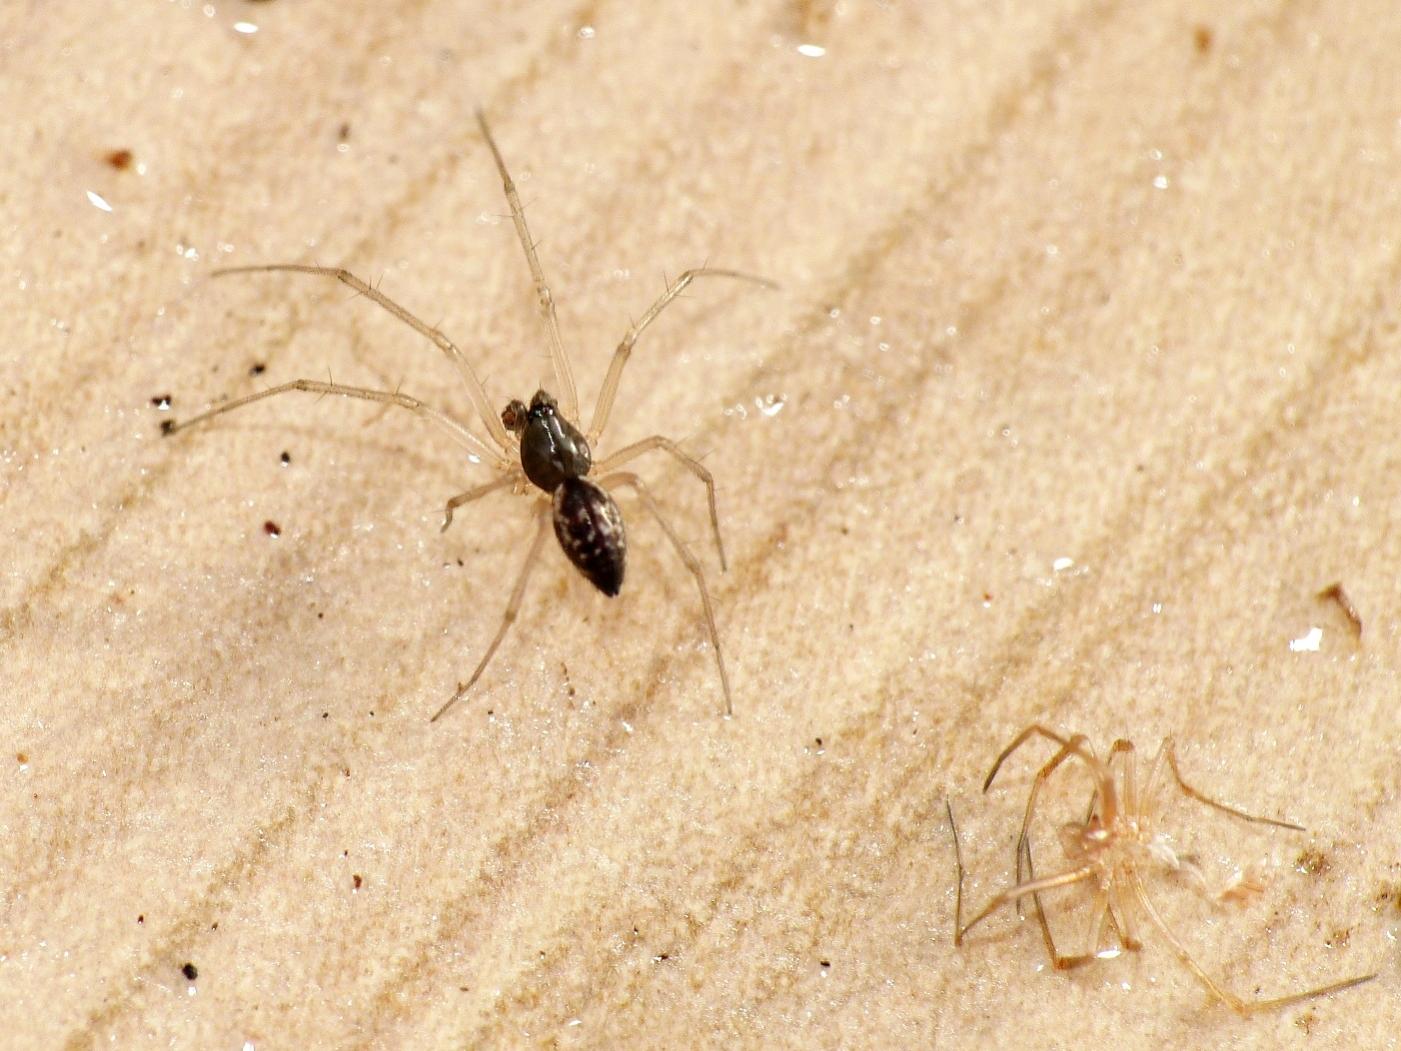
263;520;281;537
181;962;198;981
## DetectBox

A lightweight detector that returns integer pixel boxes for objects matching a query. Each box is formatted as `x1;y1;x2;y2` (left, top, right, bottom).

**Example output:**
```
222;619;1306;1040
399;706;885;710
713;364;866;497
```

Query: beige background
3;1;1398;1047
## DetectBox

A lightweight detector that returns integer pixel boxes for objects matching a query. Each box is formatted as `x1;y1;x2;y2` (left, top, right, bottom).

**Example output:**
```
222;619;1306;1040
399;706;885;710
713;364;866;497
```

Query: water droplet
1052;556;1074;572
1289;626;1323;652
85;190;113;213
756;393;786;417
797;43;827;58
233;21;258;34
1153;174;1170;190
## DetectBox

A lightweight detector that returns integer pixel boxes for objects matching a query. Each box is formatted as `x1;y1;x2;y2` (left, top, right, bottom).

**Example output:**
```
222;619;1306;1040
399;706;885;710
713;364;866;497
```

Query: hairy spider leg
441;471;522;533
589;267;778;443
165;378;498;464
475;110;578;423
595;435;727;571
431;503;553;723
211;263;514;454
598;471;732;717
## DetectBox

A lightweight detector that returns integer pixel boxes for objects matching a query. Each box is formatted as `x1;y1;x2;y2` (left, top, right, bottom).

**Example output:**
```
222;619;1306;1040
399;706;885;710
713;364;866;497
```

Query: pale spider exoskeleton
166;111;774;721
948;724;1375;1014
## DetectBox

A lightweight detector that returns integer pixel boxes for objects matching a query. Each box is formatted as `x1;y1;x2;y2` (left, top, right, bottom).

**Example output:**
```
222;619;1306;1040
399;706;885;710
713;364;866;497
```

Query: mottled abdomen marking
553;476;626;596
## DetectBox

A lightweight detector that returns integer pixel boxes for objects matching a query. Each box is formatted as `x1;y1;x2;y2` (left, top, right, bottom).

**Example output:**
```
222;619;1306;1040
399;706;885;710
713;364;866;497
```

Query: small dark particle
352;874;362;890
249;361;266;376
337;122;351;142
279;450;291;466
814;738;822;748
820;960;831;968
1317;582;1362;638
181;962;198;981
160;420;176;436
151;394;173;410
16;752;27;764
322;712;329;719
263;520;281;537
105;148;134;170
137;914;144;924
1193;25;1213;54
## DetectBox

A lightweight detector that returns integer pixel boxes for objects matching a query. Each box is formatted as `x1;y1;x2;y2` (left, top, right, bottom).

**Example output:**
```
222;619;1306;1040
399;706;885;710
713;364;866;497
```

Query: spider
165;111;774;721
948;724;1375;1015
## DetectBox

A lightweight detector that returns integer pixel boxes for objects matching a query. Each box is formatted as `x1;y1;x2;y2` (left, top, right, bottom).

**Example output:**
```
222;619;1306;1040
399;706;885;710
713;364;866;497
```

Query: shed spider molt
165;110;775;721
948;724;1375;1015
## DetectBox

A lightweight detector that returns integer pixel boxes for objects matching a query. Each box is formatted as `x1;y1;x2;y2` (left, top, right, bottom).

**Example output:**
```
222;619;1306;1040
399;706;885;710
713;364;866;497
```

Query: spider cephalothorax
499;389;624;596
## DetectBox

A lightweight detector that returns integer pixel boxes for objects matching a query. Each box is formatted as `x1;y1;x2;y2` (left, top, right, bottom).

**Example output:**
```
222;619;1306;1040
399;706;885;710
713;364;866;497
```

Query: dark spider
165;111;773;720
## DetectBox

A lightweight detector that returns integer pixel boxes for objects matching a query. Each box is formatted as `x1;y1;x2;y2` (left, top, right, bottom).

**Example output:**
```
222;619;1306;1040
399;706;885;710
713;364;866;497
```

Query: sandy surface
3;1;1397;1047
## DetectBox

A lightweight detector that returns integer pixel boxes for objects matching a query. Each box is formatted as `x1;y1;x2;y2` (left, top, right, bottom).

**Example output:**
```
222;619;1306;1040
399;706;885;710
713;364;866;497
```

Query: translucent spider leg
441;471;522;533
588;268;778;442
475;110;578;422
1022;835;1139;970
430;502;552;723
955;860;1099;944
164;378;503;465
599;471;733;717
212;263;514;452
947;800;965;941
595;435;727;570
992;731;1107;888
1161;738;1303;831
1127;867;1376;1015
949;800;1103;958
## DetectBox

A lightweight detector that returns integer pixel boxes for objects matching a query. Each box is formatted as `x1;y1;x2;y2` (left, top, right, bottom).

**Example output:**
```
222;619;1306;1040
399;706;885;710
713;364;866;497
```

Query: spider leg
441;470;522;533
1106;881;1143;953
588;267;777;442
1128;867;1375;1014
430;502;552;723
595;435;727;570
955;859;1099;945
212;263;513;452
1010;734;1108;890
947;800;965;943
164;378;504;465
1104;738;1137;821
474;110;578;423
598;470;732;717
1162;738;1304;832
981;724;1074;792
1022;833;1107;970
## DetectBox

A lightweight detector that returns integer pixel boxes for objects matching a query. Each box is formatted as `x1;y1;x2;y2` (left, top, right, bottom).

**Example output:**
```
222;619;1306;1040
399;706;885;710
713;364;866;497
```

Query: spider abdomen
553;476;626;597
